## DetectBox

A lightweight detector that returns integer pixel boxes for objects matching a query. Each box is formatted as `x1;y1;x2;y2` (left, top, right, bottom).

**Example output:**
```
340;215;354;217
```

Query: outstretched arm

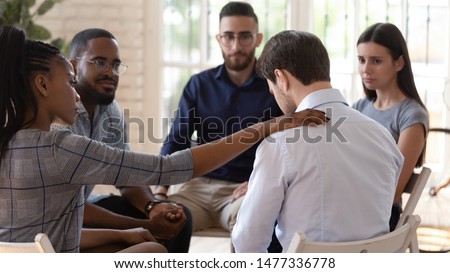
190;109;327;178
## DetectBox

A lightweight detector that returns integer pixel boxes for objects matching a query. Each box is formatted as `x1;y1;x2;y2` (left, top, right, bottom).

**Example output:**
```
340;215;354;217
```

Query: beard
223;47;256;72
76;76;116;105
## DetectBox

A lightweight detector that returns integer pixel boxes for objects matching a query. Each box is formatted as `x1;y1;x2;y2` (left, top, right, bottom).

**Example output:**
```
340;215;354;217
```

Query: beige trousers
168;177;245;232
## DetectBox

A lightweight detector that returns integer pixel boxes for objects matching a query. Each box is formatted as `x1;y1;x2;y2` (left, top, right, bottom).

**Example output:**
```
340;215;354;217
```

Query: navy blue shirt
160;63;283;182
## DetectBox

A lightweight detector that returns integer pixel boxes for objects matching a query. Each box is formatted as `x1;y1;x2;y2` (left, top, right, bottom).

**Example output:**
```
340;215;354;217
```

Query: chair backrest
287;214;421;253
0;233;55;253
395;167;431;230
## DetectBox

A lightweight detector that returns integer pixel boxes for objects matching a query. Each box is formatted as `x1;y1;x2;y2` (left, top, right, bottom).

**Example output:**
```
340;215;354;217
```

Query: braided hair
0;25;63;161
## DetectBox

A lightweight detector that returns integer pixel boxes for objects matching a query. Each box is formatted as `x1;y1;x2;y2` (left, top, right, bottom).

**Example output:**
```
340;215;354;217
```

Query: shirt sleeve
232;135;288;252
53;130;193;187
351;98;367;111
398;102;428;136
160;77;198;155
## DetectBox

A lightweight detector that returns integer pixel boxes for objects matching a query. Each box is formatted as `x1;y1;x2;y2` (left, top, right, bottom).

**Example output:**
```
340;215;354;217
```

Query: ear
274;69;289;92
70;59;78;75
34;74;49;97
255;32;263;47
395;55;405;72
215;33;222;45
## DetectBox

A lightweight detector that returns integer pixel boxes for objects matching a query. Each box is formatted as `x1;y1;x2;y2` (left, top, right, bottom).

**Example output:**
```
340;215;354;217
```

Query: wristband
144;200;164;215
154;193;168;199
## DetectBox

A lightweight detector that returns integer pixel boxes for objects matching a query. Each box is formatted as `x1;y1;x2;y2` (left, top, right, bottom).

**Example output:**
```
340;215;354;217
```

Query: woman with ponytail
352;23;428;231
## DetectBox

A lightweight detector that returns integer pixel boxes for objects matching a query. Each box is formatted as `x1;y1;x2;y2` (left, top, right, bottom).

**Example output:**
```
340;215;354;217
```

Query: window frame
147;0;450;178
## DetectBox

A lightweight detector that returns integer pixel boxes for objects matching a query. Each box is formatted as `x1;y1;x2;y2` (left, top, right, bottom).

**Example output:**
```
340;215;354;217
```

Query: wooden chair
287;214;421;253
395;167;431;252
0;233;55;253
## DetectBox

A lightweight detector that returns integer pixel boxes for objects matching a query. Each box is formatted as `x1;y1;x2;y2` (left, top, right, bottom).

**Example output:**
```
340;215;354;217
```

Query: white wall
35;0;163;153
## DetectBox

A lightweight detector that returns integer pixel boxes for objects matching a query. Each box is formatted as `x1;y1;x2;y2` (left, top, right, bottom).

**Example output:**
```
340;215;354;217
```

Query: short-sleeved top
0;129;193;252
352;98;428;142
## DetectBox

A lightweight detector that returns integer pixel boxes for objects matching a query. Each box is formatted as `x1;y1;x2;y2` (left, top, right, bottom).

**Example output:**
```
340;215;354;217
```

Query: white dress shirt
232;88;404;252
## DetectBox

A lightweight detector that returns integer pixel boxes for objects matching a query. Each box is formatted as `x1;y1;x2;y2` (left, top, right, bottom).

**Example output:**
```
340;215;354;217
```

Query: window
161;0;288;134
312;0;449;172
159;0;450;176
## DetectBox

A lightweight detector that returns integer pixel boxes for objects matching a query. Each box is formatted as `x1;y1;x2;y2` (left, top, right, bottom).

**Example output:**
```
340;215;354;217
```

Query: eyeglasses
219;32;257;47
74;57;128;76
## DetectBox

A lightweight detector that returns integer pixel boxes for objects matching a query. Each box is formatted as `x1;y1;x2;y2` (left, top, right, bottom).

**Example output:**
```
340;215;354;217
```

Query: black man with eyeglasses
67;28;193;253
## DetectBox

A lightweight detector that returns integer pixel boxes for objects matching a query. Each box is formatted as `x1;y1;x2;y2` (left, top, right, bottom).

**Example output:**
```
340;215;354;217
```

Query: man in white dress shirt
232;30;404;252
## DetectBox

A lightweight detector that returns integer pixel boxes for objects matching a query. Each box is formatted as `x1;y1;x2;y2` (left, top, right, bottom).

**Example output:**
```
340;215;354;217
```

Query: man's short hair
69;28;116;59
219;1;258;24
257;30;330;85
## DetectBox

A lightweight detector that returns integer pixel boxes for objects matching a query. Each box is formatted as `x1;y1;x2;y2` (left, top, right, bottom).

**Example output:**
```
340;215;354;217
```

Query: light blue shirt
232;88;404;252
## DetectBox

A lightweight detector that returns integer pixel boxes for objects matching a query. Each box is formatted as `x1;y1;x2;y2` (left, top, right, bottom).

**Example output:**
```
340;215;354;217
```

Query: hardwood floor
189;236;232;253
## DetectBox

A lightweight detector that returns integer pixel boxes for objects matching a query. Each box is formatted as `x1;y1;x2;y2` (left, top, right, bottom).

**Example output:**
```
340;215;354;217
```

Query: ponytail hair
357;23;428;167
0;25;62;160
357;23;426;110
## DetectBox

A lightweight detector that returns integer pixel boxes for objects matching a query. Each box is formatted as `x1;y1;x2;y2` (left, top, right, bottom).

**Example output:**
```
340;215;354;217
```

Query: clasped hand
147;202;186;241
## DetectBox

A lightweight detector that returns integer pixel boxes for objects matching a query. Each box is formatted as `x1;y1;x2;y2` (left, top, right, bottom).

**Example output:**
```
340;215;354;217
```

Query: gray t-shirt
352;98;428;142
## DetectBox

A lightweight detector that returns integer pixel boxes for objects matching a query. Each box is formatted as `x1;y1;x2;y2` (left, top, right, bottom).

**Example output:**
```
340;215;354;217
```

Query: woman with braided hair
0;25;168;253
0;25;327;252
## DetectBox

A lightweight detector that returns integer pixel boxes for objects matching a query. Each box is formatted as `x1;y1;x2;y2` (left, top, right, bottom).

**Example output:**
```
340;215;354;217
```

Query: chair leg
409;233;419;253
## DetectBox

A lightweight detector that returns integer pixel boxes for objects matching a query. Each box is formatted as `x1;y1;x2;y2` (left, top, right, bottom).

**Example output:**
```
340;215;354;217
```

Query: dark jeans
90;195;193;253
267;229;283;253
389;202;403;232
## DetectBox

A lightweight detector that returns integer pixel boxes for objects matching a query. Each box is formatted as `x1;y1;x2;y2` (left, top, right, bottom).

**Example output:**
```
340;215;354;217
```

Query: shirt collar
296;88;349;112
76;100;88;117
214;63;264;85
76;101;111;120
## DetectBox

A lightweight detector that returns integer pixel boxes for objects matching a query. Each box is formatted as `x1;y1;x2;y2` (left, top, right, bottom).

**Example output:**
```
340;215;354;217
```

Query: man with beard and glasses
67;28;192;253
153;2;284;252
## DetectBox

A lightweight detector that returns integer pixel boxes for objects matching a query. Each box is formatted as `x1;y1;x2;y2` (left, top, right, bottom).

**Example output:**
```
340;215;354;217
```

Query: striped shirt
0;129;193;252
